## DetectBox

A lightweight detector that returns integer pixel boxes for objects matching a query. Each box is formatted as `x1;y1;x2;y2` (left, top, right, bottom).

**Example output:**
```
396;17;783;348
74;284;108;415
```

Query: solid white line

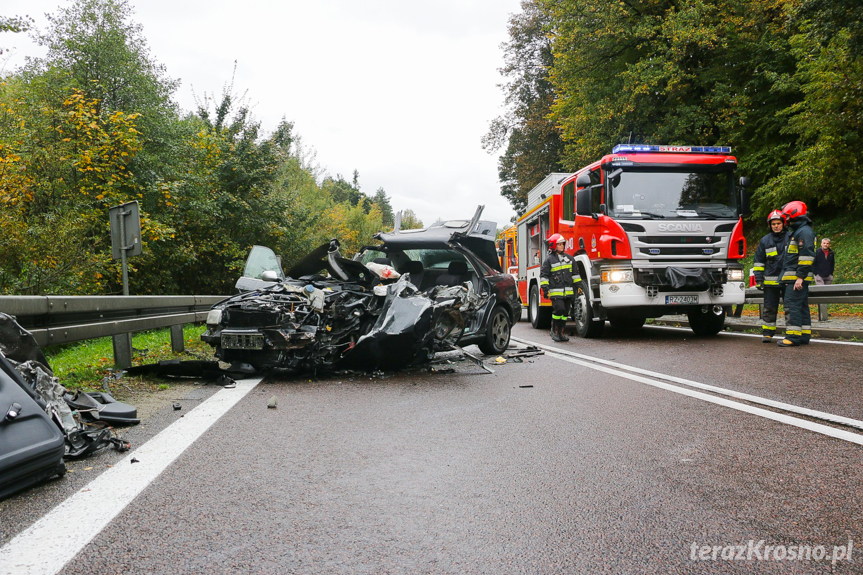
645;323;863;346
514;336;863;430
513;336;863;446
0;377;263;575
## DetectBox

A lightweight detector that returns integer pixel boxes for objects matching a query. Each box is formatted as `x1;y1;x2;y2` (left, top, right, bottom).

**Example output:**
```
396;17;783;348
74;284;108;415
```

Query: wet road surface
2;322;862;574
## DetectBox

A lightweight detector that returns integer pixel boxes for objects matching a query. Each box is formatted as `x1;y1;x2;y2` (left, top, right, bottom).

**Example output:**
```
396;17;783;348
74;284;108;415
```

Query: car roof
372;206;501;271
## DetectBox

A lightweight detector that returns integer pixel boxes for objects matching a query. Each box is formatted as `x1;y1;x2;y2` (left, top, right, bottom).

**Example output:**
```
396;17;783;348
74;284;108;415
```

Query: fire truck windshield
606;168;737;220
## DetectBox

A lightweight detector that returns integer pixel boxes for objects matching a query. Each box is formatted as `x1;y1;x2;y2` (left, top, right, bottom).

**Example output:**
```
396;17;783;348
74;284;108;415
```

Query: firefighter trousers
551;296;572;321
760;286;782;338
782;282;811;344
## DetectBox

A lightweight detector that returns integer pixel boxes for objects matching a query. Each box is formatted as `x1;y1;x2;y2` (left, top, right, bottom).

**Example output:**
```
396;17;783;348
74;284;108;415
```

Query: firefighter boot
550;320;563;342
558;322;570;342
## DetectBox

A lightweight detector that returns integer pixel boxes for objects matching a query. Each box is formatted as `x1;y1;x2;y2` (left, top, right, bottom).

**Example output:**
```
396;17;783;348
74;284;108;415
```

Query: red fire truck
516;144;750;337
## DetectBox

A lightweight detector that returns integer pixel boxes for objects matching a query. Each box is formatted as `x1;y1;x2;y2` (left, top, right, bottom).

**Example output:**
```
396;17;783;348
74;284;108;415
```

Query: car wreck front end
201;238;502;374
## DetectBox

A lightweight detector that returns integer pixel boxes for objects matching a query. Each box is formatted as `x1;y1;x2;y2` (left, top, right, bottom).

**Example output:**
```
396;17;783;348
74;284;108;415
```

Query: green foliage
399;209;424;230
493;0;863;222
0;0;414;296
483;0;565;213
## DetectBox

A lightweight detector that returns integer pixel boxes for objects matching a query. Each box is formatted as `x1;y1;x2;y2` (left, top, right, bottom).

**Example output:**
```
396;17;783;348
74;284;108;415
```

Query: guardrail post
818;304;829;322
170;324;185;353
113;333;132;369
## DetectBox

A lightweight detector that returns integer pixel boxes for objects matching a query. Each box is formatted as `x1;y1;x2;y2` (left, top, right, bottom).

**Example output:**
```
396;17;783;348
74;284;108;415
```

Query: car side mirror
261;270;281;282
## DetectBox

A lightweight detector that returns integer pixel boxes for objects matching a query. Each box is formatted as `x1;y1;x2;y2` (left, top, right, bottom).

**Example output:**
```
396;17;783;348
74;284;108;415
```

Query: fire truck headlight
602;269;633;283
727;269;744;281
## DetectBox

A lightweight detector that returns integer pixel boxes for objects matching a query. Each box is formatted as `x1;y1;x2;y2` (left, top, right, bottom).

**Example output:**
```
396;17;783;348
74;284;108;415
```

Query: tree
485;0;565;214
0;81;143;294
399;209;423;230
757;0;863;214
372;187;394;228
0;15;33;55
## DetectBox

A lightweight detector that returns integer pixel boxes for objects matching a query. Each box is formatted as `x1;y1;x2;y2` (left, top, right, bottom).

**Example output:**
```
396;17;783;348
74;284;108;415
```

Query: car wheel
573;281;605;338
528;284;551;329
479;305;512;355
687;306;726;336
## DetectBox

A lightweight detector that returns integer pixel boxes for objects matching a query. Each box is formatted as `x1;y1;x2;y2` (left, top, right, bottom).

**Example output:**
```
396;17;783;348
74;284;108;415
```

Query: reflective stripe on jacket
752;230;789;286
780;219;816;283
540;252;581;297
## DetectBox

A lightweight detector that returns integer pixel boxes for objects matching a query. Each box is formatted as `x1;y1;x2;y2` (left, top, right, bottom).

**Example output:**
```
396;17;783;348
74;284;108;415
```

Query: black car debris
201;206;519;374
0;312;135;499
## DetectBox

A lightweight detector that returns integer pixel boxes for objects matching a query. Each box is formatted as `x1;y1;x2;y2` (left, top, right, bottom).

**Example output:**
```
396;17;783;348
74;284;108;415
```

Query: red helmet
781;201;807;220
547;233;565;248
767;209;785;226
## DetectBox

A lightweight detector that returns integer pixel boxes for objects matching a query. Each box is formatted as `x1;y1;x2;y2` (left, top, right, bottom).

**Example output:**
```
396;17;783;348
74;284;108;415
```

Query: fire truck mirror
737;178;751;216
576;188;593;217
576;172;592;188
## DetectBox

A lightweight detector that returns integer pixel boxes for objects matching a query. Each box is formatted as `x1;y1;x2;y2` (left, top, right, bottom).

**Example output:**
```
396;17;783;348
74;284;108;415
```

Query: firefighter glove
755;283;764;290
541;286;549;298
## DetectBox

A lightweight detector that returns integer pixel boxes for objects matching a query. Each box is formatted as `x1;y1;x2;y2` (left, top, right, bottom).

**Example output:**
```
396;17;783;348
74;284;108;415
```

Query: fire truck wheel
573;281;605;338
528;285;551;329
687;306;726;336
479;305;512;355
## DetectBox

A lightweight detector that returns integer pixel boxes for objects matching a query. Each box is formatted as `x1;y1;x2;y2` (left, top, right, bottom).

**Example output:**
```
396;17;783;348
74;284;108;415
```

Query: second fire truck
516;144;750;337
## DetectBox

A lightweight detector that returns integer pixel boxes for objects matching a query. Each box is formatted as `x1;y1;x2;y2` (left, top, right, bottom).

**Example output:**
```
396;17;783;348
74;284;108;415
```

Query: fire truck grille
637;236;722;244
638;247;720;256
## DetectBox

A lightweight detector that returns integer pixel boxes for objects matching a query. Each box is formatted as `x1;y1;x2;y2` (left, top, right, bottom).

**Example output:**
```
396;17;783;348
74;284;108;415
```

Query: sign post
108;201;142;368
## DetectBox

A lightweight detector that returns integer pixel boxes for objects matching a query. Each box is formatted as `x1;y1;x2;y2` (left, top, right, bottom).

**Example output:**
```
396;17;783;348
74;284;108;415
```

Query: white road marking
646;323;863;346
513;336;863;446
0;377;263;575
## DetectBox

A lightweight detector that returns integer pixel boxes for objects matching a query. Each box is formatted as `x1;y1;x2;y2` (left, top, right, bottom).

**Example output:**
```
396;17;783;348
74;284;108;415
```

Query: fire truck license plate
665;295;699;305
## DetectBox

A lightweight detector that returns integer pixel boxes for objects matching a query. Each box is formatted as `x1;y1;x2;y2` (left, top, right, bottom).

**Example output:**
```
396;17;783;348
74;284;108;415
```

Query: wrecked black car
201;206;519;374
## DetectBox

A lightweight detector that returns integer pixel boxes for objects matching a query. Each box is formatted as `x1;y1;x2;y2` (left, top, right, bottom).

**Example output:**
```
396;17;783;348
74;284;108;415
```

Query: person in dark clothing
778;201;816;347
752;209;790;343
813;238;835;284
540;233;580;342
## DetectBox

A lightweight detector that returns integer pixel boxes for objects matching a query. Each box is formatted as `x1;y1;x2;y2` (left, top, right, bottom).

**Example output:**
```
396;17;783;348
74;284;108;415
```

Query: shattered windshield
606;167;737;219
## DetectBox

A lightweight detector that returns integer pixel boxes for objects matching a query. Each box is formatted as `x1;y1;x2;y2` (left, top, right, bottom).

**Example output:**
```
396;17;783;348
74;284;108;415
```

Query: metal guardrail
735;283;863;321
0;295;226;348
743;283;863;305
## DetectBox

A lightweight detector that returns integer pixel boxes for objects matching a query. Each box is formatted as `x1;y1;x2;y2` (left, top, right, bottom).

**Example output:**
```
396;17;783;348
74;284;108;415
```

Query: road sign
109;201;142;260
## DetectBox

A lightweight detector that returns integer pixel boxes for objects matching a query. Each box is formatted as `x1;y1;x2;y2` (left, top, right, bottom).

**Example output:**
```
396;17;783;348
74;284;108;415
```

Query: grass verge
43;323;212;392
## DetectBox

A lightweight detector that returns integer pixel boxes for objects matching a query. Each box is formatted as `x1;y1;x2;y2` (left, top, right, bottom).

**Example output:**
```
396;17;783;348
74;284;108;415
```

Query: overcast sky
1;0;523;227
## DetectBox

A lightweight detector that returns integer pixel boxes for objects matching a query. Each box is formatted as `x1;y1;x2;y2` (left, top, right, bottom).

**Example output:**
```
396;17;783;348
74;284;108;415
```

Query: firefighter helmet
781;201;807;220
767;209;785;226
547;233;565;249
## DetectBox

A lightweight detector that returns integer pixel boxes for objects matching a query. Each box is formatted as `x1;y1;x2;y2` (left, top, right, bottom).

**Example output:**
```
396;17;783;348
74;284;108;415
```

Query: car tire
479;305;512;355
528;284;551;329
573;281;605;338
687;307;726;336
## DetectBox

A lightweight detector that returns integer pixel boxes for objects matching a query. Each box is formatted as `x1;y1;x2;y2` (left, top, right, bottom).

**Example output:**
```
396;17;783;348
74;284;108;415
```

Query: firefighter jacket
780;217;816;283
540;251;581;298
752;230;789;286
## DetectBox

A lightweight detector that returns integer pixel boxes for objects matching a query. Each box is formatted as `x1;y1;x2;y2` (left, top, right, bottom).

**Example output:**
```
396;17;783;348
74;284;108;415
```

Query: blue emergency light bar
612;144;732;154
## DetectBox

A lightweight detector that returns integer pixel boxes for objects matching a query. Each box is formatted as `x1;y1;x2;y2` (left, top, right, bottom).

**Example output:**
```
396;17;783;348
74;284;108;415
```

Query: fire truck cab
516;145;749;337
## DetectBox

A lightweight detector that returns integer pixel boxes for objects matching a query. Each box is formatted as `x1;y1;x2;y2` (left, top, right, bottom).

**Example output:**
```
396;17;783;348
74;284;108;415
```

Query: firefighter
540;233;581;342
752;209;790;343
777;201;816;347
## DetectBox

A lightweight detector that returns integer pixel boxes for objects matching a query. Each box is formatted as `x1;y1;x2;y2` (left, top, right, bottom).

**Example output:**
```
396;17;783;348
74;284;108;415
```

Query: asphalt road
2;322;863;574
